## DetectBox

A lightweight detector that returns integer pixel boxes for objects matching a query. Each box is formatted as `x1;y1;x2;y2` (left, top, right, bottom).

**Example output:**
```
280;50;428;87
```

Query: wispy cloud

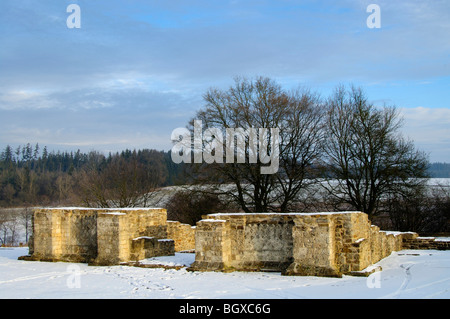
400;107;450;162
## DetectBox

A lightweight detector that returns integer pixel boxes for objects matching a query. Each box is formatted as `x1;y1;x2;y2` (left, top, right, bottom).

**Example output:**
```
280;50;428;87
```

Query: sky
0;0;449;162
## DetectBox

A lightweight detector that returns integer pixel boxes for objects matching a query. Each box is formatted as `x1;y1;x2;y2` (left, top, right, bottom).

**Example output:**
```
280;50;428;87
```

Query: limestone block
287;214;341;277
25;207;174;266
188;219;232;271
166;221;196;252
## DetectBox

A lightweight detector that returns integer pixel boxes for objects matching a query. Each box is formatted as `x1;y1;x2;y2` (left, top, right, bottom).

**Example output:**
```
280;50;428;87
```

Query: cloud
0;69;203;154
0;90;58;110
400;107;450;162
0;106;180;153
0;1;448;161
2;0;448;90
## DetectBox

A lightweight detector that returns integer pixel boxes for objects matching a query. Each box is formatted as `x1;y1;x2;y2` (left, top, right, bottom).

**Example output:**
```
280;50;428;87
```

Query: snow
207;211;360;217
383;231;410;237
37;207;165;211
133;236;154;241
139;253;195;268
200;219;228;223
1;247;450;299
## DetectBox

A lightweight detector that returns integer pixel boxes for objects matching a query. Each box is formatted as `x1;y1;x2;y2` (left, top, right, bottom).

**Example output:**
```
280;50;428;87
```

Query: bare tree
387;182;450;233
19;207;33;244
322;85;429;217
78;151;167;208
0;209;19;246
275;88;326;211
0;209;8;246
166;188;229;225
56;174;73;205
1;184;15;206
184;76;325;212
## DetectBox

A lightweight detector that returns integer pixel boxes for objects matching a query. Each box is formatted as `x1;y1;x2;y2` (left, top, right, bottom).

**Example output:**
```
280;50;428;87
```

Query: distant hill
428;162;450;178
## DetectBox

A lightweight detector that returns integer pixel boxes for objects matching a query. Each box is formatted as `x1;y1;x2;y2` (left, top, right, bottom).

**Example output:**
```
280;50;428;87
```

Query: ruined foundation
22;208;448;277
188;212;420;277
24;207;176;265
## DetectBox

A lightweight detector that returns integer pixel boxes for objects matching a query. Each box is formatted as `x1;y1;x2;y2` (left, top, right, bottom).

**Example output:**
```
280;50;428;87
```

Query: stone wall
192;219;232;271
24;207;175;265
287;213;342;277
24;207;450;277
130;237;175;261
166;221;196;252
190;214;299;272
401;232;450;250
30;207;99;263
188;212;423;277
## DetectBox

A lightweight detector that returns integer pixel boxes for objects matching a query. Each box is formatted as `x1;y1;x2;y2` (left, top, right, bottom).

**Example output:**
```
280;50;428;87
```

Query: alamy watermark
171;120;280;175
66;264;81;289
366;270;382;289
66;4;81;29
367;4;381;29
65;4;380;30
64;4;379;30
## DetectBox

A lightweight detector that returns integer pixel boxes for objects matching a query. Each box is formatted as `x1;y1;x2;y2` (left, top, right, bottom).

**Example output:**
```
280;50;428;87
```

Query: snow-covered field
1;247;449;299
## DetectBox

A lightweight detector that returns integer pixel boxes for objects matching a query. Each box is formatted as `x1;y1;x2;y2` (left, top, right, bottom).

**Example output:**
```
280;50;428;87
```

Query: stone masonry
188;212;448;277
166;221;196;252
22;208;448;277
23;207;176;265
401;232;450;250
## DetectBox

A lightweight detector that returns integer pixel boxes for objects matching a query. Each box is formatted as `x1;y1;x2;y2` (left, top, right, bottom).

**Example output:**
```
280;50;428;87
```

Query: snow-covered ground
1;247;449;299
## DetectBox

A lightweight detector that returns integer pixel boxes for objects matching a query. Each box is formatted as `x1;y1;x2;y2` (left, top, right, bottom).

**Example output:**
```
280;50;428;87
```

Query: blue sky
0;0;449;162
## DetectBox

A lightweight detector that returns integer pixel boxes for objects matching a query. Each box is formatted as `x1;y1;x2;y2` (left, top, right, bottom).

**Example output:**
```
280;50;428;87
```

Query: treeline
0;143;185;207
429;163;450;178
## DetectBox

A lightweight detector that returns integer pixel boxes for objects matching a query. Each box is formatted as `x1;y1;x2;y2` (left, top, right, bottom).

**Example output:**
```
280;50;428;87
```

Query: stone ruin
22;207;195;266
21;207;449;277
189;212;450;277
190;212;406;277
